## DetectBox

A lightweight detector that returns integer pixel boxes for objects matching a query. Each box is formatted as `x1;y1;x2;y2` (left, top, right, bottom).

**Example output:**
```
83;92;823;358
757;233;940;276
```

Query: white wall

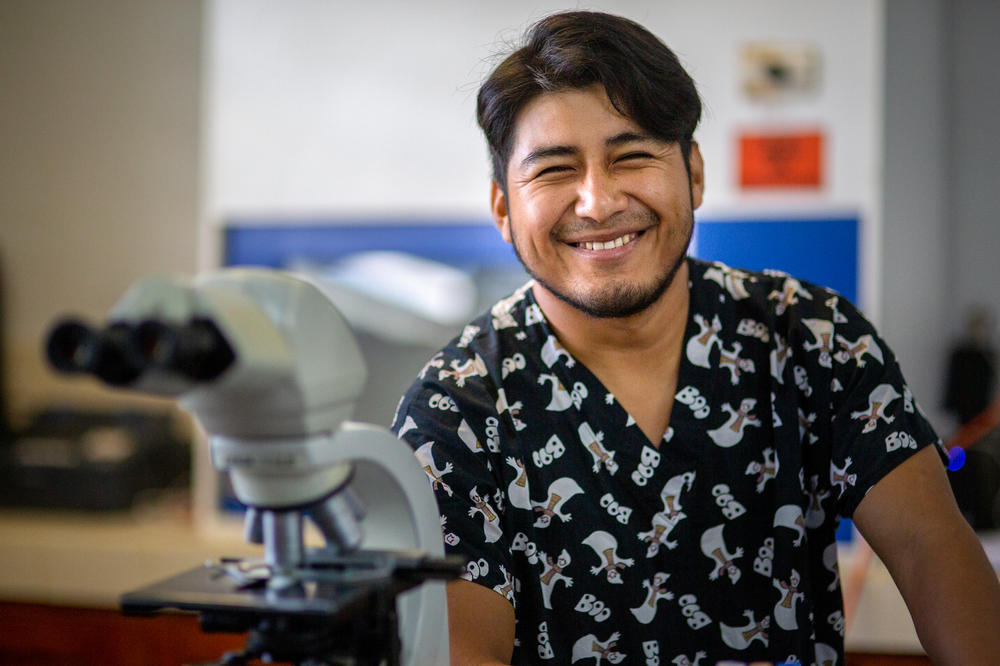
882;0;952;430
205;0;885;314
0;0;202;417
881;0;1000;434
951;0;1000;331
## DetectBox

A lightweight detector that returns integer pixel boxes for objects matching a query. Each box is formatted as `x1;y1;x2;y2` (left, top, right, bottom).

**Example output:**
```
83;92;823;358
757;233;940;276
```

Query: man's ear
688;142;705;210
490;180;512;243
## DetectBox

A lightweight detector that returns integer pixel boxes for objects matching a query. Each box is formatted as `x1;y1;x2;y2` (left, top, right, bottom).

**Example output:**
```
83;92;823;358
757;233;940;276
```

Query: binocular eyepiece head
46;317;235;387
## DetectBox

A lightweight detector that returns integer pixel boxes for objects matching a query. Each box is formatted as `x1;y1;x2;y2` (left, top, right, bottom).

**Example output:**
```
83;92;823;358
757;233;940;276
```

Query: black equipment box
0;407;189;511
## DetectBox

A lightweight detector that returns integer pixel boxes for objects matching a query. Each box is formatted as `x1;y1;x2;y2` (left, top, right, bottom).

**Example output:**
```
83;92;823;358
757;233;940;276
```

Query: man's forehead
509;86;647;155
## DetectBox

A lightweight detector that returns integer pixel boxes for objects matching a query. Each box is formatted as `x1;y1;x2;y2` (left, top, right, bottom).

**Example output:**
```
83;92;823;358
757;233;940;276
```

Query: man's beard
509;209;693;319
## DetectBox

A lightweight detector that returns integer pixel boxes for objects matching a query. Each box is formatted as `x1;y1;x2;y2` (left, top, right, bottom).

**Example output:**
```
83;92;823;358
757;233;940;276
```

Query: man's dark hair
477;11;702;191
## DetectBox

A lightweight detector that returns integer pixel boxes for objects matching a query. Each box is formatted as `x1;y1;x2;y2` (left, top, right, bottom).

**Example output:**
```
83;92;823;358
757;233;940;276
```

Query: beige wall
0;0;203;421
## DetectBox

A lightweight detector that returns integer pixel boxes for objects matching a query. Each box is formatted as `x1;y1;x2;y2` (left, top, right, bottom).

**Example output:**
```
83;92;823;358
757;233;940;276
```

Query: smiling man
392;11;1000;665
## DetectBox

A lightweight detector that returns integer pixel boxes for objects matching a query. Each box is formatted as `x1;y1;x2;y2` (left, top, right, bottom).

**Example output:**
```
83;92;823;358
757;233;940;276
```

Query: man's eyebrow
517;133;663;171
518;145;578;171
606;131;659;147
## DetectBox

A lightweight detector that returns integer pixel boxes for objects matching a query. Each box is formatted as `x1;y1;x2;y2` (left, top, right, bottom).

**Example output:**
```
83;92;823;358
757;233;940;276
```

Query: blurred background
0;1;997;663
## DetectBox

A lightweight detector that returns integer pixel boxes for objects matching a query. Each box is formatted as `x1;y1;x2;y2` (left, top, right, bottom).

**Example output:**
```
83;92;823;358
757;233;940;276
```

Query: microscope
46;268;461;665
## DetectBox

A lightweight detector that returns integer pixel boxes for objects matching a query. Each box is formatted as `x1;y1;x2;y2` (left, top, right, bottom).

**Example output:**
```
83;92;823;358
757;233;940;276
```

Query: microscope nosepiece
310;487;366;553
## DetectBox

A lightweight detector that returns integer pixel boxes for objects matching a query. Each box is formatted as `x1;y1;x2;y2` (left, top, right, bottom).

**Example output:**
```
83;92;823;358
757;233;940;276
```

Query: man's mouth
573;232;640;251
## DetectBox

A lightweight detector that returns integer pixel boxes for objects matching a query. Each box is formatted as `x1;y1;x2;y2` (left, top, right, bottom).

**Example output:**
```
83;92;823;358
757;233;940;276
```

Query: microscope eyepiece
45;319;146;385
45;319;97;374
46;316;234;386
137;318;235;381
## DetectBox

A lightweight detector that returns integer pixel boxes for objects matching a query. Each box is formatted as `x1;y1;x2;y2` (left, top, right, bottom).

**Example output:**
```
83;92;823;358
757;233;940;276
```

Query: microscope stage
120;549;462;620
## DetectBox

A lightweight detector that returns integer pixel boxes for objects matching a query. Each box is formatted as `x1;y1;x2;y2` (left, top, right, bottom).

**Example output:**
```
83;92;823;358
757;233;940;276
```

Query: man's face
491;84;704;319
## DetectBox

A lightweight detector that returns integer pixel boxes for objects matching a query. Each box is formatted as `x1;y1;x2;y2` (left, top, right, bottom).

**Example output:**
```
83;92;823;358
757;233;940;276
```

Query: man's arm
446;579;515;665
853;445;1000;664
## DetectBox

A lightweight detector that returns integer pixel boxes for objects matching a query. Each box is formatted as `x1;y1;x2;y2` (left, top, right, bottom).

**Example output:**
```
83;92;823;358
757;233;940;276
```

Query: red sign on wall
739;131;824;188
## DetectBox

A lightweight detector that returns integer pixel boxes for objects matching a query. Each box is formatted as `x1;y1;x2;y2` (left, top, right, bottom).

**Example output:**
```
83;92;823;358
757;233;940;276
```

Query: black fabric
392;257;943;666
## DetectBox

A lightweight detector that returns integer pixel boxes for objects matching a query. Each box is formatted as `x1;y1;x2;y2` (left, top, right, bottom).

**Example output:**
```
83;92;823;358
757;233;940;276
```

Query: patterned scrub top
391;257;943;666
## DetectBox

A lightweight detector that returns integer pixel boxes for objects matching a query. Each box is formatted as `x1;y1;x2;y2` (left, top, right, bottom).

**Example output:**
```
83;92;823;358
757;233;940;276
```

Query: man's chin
541;276;675;319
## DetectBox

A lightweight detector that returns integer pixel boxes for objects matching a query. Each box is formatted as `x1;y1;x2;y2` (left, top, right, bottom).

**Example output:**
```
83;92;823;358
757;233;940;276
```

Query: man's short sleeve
826;297;946;517
391;370;517;607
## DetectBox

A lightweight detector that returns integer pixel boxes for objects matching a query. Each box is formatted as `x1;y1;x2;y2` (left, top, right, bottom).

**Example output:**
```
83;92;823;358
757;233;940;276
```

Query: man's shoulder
687;256;861;322
435;280;539;355
399;282;541;391
391;281;542;433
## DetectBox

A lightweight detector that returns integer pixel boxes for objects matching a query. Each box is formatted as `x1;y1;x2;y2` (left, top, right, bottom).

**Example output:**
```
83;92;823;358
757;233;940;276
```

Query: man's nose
575;169;628;222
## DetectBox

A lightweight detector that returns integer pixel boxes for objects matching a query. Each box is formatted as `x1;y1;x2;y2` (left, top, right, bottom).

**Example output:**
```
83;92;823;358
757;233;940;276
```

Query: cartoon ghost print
531;477;583;528
468;485;502;543
583;530;634;584
571;631;626;664
707;399;761;448
638;471;695;556
630;572;673;624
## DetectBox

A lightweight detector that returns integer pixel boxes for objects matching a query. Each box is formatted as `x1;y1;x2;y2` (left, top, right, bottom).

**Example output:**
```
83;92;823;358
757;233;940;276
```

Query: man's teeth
579;233;637;251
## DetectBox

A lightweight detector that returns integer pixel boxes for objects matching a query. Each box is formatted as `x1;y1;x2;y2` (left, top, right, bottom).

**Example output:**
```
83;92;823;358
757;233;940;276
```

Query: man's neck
533;260;691;368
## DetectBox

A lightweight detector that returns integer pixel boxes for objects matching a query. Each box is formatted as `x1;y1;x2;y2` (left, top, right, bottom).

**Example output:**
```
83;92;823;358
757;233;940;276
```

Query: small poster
739;131;824;188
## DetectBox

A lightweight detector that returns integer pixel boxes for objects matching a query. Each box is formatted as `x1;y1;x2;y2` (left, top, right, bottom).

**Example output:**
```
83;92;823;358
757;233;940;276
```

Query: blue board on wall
223;221;519;271
692;216;859;303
